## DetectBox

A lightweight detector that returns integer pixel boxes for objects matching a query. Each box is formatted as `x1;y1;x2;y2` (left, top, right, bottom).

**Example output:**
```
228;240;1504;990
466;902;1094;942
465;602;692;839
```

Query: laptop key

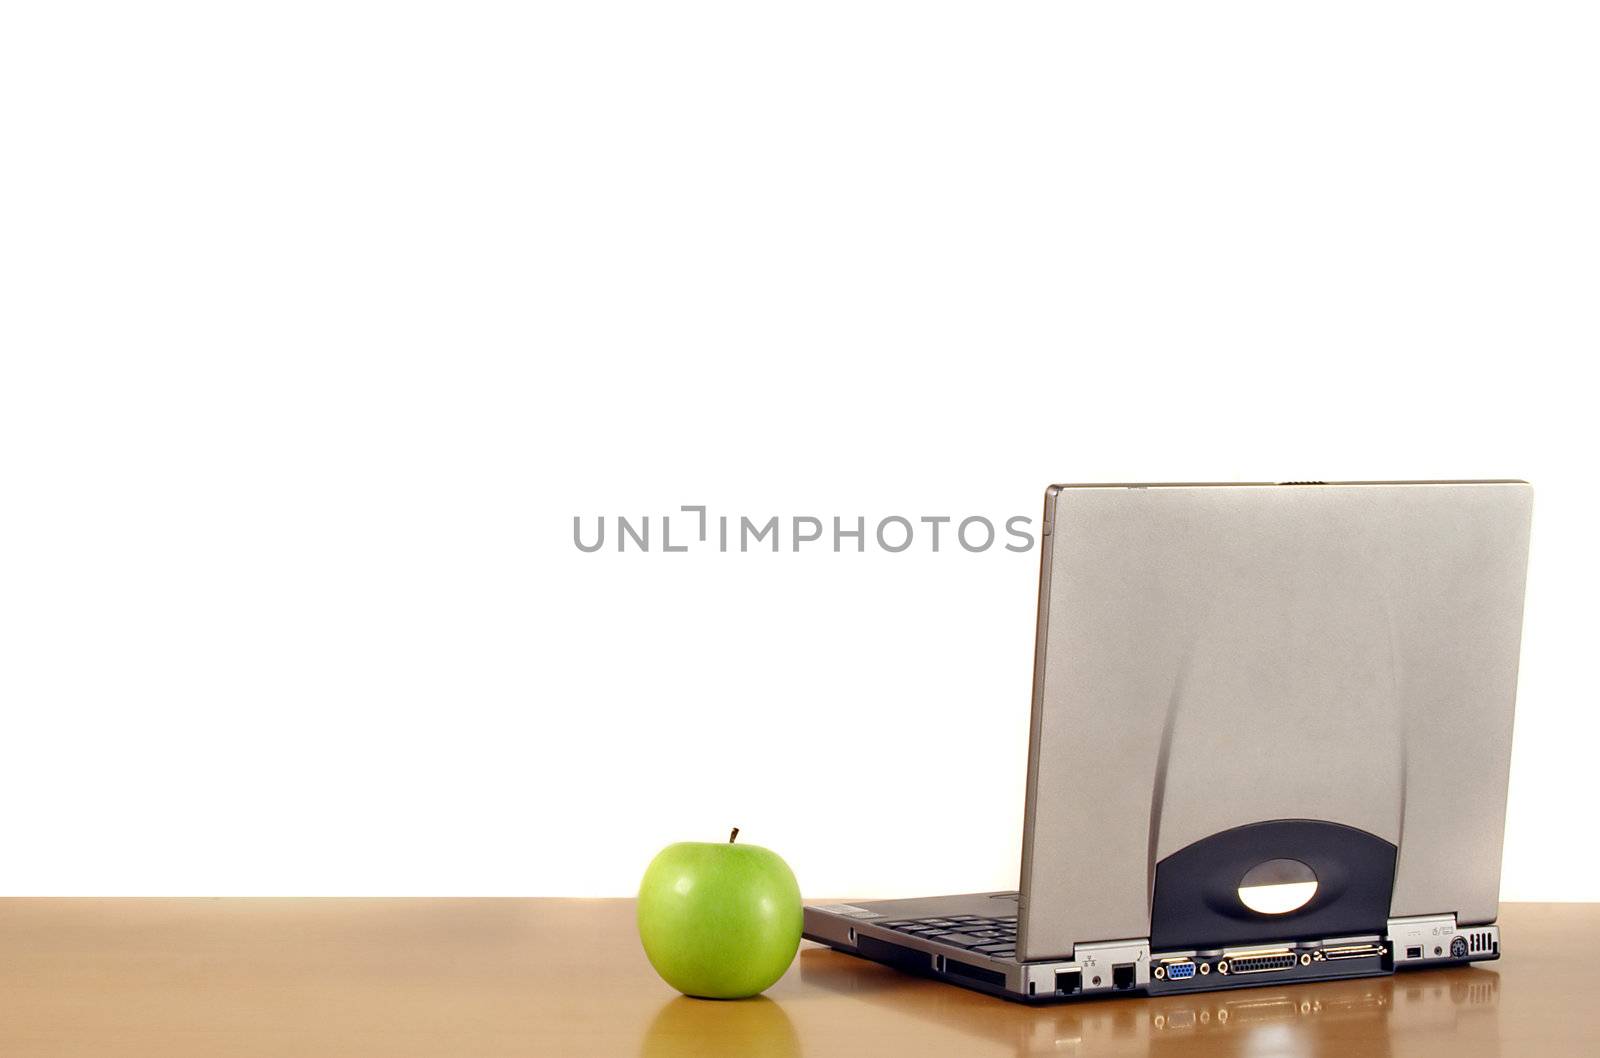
974;943;1014;954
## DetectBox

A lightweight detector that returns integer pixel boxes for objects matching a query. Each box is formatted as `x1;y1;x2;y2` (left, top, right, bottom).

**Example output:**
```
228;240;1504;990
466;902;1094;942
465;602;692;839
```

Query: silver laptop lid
1018;481;1532;961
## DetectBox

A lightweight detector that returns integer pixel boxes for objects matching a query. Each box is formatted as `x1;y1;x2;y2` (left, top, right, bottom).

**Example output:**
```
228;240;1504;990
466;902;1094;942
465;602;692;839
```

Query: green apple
637;829;803;999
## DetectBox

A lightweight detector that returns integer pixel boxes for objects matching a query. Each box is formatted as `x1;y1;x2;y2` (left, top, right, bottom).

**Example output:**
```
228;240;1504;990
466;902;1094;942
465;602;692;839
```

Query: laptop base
804;898;1499;1003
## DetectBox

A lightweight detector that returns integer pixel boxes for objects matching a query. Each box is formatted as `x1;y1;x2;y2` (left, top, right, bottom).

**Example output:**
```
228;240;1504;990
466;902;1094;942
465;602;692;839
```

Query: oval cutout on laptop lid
1238;858;1319;914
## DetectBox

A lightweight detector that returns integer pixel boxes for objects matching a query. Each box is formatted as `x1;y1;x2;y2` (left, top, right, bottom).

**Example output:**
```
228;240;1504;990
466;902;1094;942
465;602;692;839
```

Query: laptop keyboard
877;915;1017;958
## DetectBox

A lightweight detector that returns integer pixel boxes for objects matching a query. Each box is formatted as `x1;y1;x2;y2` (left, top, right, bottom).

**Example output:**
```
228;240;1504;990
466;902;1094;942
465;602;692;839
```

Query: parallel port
1219;950;1298;975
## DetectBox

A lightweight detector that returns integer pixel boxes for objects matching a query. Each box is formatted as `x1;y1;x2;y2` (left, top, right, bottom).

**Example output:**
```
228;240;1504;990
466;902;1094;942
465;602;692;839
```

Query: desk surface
0;899;1593;1057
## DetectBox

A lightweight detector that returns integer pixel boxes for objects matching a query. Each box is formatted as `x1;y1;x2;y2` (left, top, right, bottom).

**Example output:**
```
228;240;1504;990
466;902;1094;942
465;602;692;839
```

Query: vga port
1164;961;1197;980
1219;949;1298;975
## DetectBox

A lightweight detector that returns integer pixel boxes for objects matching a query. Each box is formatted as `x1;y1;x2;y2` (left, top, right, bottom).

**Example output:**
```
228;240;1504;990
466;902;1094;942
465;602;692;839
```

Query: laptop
804;480;1533;1001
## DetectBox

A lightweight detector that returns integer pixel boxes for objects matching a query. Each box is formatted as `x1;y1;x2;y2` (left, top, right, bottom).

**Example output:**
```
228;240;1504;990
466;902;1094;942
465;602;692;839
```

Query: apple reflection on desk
639;994;800;1058
797;945;1501;1057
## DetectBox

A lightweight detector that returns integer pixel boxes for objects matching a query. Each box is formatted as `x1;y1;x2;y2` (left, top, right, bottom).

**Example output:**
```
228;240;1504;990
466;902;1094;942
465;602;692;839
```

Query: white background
1;3;1595;900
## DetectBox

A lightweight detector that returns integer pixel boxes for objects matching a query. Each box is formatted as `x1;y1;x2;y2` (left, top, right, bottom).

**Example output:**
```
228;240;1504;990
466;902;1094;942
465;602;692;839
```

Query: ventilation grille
1468;931;1495;954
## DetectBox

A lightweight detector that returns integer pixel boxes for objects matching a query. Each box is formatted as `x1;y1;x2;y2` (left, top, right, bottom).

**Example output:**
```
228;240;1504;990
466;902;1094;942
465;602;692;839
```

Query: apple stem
729;827;740;844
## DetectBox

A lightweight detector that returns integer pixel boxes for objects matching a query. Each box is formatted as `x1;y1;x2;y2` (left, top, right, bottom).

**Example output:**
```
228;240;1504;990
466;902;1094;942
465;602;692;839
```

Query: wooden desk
0;899;1593;1056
